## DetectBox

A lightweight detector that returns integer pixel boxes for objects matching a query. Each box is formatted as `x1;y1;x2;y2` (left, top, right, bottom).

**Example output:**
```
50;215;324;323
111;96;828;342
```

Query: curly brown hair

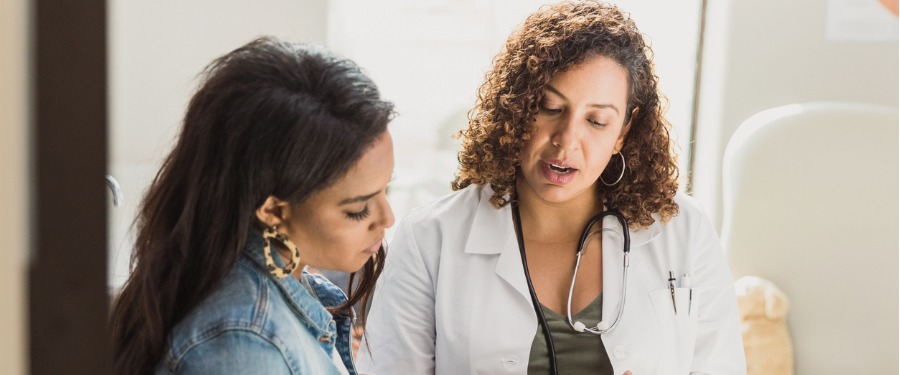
452;1;679;229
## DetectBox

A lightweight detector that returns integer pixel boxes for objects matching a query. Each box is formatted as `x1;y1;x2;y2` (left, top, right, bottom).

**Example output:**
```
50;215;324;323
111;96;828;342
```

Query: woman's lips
540;160;577;185
363;238;383;255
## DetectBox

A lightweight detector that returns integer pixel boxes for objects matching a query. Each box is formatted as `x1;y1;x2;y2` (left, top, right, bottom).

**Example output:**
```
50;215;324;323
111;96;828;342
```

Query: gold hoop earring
262;226;301;278
600;152;626;186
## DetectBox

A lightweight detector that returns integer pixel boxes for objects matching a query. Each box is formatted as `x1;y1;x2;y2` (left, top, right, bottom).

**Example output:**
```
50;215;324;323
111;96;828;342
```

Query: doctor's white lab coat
358;185;746;375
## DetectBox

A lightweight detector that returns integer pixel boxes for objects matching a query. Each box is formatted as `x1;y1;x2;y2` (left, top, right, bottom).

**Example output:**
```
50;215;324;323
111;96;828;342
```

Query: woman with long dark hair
111;37;395;374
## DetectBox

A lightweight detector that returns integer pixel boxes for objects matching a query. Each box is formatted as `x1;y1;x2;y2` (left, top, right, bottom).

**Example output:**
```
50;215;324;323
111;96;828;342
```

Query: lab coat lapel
463;187;532;304
495;227;531;303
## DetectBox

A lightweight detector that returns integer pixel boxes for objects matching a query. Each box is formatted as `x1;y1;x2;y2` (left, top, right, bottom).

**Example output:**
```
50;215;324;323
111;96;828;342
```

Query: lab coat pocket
649;288;698;374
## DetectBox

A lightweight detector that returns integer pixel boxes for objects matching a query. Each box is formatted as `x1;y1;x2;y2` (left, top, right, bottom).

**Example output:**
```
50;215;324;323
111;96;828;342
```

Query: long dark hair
110;37;394;374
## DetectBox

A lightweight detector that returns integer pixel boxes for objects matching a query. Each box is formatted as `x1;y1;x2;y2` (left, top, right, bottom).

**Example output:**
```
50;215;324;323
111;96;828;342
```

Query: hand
622;371;632;375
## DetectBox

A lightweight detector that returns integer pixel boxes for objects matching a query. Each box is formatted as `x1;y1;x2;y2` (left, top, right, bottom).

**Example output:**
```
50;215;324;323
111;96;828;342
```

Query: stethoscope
512;203;631;375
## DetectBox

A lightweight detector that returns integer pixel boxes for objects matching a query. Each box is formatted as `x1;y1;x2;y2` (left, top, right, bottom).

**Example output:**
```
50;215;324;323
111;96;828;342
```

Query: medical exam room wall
691;0;899;228
108;0;328;288
326;0;702;226
108;0;704;289
0;0;29;373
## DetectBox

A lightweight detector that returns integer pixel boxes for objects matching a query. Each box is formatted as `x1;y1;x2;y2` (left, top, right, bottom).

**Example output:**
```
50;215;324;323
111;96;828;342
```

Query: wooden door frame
31;0;111;373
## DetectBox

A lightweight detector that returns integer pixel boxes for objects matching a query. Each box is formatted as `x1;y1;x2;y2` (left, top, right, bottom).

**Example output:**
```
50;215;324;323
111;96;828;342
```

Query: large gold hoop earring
600;152;626;186
262;226;301;278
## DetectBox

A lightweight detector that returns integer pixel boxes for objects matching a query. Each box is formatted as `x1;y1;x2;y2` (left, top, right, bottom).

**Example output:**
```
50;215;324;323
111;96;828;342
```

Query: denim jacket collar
241;230;338;339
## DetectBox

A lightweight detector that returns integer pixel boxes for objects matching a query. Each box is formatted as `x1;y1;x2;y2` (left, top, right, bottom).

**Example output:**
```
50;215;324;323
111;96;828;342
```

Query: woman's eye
588;118;607;127
346;206;371;221
539;104;562;114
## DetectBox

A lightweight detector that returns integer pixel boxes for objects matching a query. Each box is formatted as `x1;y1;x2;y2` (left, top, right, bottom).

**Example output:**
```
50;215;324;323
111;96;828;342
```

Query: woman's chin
330;257;374;274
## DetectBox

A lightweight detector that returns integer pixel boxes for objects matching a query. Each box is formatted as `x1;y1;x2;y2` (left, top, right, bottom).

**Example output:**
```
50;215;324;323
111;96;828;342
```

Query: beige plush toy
734;276;794;375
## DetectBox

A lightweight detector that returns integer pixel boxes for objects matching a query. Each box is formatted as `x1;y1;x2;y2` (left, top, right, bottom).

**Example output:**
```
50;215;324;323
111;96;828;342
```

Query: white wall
0;0;29;372
108;0;328;287
693;0;899;229
327;0;702;222
109;0;704;287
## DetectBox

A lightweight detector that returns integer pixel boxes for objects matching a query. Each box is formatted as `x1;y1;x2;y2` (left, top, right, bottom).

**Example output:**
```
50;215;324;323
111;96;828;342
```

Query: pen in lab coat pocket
682;273;692;314
668;271;677;314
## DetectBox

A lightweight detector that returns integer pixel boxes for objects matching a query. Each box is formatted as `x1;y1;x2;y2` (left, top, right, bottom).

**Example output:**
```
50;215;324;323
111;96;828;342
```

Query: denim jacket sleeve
165;330;292;374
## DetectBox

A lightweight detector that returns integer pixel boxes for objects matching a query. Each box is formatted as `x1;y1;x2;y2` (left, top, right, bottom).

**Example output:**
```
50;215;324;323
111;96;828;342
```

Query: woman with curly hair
358;2;744;374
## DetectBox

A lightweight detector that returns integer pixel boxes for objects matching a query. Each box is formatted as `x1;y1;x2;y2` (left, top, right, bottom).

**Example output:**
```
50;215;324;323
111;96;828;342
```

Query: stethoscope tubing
512;204;559;374
567;211;630;335
512;204;631;375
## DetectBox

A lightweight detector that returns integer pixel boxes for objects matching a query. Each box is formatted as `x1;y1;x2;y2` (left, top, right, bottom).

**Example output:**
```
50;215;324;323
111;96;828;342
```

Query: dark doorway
31;0;111;373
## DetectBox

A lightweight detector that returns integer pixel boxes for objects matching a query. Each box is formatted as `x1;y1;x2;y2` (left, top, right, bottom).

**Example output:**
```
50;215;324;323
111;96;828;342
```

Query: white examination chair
721;102;898;374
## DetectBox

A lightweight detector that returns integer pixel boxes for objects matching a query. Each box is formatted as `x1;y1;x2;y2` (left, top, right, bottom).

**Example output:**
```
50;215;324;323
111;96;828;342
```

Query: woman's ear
255;196;289;228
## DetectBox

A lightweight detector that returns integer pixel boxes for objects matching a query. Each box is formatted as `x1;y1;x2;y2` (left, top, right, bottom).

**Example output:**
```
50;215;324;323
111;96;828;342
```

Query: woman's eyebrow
338;191;379;206
545;84;567;100
545;84;620;114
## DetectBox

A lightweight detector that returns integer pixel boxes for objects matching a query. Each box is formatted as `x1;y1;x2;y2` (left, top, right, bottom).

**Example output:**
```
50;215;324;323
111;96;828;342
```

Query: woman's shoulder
162;262;315;367
667;191;716;229
671;191;707;218
640;191;716;245
159;265;279;368
165;265;270;339
652;191;722;255
156;328;292;374
401;184;492;228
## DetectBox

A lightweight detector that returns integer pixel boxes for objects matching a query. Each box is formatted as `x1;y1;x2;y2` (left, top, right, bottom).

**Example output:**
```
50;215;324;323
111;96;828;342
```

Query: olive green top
527;294;614;374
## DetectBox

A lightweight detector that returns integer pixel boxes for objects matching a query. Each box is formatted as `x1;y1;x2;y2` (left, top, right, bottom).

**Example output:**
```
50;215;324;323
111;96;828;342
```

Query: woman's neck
291;262;307;280
515;178;603;243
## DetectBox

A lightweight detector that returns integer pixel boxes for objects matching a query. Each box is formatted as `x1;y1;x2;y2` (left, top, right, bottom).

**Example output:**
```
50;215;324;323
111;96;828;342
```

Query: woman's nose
550;114;579;151
370;195;395;231
382;202;395;229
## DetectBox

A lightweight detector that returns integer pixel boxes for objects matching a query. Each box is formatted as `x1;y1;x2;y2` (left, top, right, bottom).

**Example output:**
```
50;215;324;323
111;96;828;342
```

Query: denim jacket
156;231;357;374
